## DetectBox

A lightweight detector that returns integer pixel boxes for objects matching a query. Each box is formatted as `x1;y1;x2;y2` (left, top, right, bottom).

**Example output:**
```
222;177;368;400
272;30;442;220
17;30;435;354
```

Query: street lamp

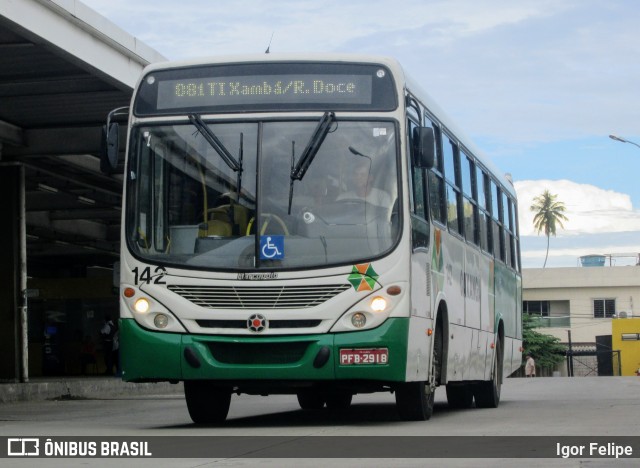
609;134;640;149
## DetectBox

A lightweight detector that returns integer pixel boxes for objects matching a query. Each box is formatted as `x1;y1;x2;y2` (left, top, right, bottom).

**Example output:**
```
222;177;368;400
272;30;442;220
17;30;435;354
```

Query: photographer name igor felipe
557;442;633;459
7;437;152;458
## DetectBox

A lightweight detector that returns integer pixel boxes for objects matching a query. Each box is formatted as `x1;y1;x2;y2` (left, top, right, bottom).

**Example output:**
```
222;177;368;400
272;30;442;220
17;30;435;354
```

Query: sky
82;0;640;268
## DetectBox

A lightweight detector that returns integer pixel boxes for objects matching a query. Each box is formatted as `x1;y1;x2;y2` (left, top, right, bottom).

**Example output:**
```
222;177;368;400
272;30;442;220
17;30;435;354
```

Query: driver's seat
207;202;249;236
201;219;233;237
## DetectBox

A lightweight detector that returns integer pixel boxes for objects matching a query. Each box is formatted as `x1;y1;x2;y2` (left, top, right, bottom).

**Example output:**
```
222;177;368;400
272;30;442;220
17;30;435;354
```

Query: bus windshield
126;119;400;271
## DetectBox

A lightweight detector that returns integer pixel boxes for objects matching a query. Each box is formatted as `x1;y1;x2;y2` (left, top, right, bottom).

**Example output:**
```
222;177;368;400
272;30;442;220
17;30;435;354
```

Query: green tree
530;190;568;268
522;314;566;372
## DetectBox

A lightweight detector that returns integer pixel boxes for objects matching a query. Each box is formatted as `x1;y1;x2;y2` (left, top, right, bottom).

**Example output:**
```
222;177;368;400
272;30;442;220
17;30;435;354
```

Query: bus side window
504;194;518;270
460;150;478;245
511;199;521;272
503;196;512;268
490;180;505;262
443;135;462;235
153;150;167;252
132;136;152;250
409;119;430;249
476;167;491;254
428;125;447;225
409;121;426;219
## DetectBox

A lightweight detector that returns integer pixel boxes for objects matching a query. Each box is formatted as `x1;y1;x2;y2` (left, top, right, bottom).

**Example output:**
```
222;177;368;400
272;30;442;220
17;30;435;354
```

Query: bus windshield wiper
188;114;242;172
290;112;335;181
288;111;335;213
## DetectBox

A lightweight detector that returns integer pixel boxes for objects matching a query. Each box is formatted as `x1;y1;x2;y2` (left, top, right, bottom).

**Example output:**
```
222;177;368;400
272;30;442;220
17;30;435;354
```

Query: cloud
81;0;640;144
82;0;569;58
515;179;640;237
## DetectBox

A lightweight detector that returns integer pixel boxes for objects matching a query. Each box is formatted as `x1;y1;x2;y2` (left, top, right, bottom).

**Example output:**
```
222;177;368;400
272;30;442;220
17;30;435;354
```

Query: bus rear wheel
395;381;434;421
473;339;502;408
184;380;231;424
446;384;474;409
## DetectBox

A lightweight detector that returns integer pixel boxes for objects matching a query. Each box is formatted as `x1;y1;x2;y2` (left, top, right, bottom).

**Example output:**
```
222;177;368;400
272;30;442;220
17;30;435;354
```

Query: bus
102;54;522;423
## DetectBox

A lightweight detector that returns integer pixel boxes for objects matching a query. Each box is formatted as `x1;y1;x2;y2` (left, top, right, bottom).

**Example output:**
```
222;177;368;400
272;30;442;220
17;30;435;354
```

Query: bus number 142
132;266;167;285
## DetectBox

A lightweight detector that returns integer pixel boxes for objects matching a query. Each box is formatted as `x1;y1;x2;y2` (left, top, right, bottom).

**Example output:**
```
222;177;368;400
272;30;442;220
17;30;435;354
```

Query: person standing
525;354;536;377
112;327;120;377
100;315;116;375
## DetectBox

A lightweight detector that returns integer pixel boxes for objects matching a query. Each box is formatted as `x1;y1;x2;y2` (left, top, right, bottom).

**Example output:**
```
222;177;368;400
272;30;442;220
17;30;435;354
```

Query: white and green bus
103;54;522;423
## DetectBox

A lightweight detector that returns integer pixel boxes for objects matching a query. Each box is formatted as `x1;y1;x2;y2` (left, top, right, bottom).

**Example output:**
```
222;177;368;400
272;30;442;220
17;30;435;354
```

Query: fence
566;346;621;377
511;343;622;377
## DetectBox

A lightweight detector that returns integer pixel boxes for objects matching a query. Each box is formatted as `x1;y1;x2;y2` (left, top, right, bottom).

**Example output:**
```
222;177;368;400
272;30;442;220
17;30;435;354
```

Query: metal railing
530;315;571;328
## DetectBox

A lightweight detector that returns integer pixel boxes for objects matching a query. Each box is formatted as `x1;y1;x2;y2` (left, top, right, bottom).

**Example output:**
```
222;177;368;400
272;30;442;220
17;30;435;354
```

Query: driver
337;162;392;210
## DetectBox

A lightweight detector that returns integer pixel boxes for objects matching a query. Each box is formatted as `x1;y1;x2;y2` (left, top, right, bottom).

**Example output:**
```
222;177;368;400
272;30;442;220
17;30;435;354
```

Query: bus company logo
247;314;267;332
347;263;379;291
8;438;39;456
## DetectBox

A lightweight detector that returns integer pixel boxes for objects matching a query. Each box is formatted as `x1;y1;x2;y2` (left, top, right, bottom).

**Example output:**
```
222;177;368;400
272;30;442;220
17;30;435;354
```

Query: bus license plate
340;348;388;365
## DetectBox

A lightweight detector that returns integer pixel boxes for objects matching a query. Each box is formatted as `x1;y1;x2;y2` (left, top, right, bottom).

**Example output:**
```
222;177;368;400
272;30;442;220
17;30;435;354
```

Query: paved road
1;377;639;467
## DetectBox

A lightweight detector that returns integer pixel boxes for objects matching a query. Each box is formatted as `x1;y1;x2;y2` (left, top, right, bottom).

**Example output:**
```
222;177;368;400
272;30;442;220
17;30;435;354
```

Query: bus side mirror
100;122;119;174
100;106;128;174
414;127;435;169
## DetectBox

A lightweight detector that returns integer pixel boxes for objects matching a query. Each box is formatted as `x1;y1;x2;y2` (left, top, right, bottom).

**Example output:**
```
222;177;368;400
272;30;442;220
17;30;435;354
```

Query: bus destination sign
156;74;373;109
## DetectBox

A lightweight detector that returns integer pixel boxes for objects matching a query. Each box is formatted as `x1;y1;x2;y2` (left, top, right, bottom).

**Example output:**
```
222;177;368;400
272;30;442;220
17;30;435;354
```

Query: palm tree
530;190;568;268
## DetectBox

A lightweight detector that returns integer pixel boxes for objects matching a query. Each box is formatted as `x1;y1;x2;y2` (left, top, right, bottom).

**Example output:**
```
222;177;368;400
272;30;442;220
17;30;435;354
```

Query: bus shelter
0;0;164;381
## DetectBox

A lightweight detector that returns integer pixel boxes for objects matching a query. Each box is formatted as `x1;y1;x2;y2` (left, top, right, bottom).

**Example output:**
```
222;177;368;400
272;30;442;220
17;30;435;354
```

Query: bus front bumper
120;318;408;384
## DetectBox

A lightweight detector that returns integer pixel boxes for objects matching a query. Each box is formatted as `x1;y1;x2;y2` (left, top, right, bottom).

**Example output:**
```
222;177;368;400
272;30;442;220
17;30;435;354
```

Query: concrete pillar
0;164;28;382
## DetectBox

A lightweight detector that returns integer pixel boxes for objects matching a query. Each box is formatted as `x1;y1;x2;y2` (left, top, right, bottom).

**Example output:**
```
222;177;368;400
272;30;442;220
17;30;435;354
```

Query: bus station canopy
0;0;165;274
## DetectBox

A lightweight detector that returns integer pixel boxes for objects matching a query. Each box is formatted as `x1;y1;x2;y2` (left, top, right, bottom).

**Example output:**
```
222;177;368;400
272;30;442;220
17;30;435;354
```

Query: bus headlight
154;313;169;329
121;284;187;333
134;298;150;313
371;296;387;312
351;312;367;328
330;283;406;333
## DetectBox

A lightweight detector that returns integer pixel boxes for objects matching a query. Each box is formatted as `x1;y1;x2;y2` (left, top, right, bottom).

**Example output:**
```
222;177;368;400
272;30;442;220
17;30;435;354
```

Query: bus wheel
297;390;325;410
446;384;474;409
325;392;353;410
184;381;231;424
474;339;502;408
395;381;434;421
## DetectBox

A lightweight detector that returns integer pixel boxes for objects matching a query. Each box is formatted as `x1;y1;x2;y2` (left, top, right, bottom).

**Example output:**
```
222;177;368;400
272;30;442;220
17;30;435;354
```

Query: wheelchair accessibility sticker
260;235;284;260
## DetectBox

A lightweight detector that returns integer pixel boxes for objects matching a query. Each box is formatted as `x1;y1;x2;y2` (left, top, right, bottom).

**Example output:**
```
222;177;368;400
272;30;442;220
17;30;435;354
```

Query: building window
593;299;615;318
523;300;550;317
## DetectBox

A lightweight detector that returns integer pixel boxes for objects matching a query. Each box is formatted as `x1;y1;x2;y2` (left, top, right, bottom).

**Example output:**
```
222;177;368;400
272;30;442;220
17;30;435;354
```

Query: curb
0;379;184;404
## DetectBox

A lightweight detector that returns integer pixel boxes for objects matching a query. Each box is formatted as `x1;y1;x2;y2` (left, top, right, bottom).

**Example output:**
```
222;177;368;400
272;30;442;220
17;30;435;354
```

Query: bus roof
140;53;404;74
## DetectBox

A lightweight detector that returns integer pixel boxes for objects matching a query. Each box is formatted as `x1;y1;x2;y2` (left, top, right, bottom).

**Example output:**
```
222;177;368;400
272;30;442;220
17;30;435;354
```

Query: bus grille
167;284;350;309
196;319;322;329
206;341;311;364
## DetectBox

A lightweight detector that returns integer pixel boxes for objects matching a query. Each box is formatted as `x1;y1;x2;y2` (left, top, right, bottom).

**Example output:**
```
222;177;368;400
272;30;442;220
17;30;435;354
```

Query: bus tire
297;390;325;410
395;381;434;421
325;392;353;410
184;380;231;424
446;384;474;409
474;339;502;408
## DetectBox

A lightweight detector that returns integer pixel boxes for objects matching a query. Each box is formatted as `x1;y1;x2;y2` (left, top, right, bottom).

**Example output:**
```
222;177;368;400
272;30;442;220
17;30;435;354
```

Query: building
0;0;165;381
612;317;640;376
522;260;640;376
